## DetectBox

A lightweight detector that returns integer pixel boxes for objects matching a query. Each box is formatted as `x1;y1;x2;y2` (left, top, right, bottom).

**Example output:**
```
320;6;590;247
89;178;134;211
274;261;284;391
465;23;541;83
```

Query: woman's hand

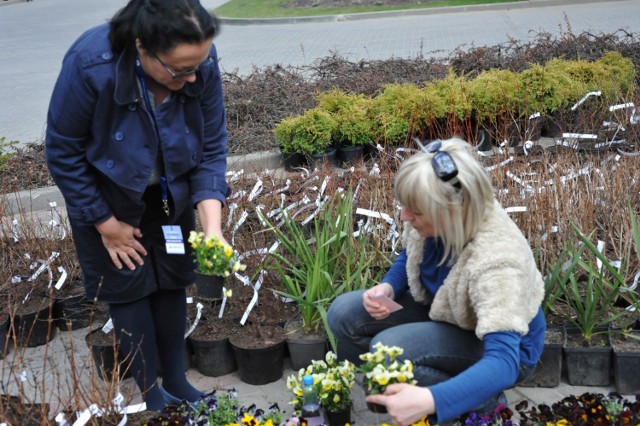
363;282;395;320
95;217;147;270
366;383;435;426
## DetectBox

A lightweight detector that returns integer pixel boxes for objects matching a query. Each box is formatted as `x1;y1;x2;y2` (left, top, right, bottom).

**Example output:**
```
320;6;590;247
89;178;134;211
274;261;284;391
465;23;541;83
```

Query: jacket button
106;160;114;169
128;103;137;111
179;96;185;103
185;127;190;134
101;52;113;61
192;152;198;160
114;132;124;141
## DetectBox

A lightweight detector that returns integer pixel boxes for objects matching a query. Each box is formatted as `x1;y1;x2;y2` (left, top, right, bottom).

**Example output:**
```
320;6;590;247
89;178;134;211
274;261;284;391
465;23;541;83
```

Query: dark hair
109;0;219;54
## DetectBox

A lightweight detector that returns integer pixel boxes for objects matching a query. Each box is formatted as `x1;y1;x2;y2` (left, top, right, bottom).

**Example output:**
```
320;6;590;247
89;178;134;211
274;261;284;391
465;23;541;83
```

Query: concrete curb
217;0;625;26
1;150;283;216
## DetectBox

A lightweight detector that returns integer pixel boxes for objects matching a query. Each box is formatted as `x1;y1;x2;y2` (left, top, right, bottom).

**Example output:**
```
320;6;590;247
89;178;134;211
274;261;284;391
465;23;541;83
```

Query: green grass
214;0;524;19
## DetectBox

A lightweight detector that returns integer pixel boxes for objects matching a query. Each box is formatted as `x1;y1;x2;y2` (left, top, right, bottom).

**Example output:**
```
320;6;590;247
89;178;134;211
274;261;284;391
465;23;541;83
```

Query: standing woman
328;138;546;425
46;0;229;410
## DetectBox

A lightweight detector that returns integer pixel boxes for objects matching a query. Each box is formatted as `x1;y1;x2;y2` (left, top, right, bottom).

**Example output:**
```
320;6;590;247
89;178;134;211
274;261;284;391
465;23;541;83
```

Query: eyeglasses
414;138;461;190
154;54;213;80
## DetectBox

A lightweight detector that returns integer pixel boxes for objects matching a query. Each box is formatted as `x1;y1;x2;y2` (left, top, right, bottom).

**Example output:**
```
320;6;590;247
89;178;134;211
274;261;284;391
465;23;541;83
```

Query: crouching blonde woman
328;138;545;425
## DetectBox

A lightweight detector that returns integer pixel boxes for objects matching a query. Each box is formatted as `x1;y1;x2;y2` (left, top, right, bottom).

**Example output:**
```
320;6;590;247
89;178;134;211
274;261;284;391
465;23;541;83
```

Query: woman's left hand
365;383;435;426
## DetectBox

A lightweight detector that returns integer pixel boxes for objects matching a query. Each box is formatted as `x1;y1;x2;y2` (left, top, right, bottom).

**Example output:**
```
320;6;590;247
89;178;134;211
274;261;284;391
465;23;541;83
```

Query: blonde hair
393;137;494;263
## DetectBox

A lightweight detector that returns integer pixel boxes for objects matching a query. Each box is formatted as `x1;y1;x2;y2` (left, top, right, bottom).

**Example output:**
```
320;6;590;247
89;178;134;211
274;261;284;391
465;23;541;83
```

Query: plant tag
73;409;91;426
55;266;68;290
371;294;403;313
102;318;114;334
123;403;146;414
54;412;69;426
162;225;185;254
184;303;203;339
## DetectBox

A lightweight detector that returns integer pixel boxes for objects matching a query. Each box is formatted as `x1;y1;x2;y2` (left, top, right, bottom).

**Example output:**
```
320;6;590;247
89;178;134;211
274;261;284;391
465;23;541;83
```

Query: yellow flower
224;245;233;258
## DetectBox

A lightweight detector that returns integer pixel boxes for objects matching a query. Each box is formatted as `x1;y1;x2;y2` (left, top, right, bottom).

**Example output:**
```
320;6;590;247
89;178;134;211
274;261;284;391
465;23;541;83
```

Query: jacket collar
113;44;205;106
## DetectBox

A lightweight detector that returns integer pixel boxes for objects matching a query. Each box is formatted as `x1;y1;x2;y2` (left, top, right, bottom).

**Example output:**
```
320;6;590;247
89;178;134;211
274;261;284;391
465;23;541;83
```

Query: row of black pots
282;144;367;172
188;318;328;385
519;325;640;395
2;293;101;352
86;316;329;388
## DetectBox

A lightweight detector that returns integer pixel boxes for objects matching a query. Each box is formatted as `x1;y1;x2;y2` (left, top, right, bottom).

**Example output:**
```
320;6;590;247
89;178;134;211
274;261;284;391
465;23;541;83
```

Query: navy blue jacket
46;23;230;227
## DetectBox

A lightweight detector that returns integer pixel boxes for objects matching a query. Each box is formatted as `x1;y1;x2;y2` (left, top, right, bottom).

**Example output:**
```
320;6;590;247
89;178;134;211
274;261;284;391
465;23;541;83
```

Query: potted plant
468;68;522;149
357;342;417;414
286;351;356;426
259;190;376;369
273;108;337;169
370;83;433;146
316;89;374;165
228;312;288;386
550;222;632;387
609;206;640;394
188;231;246;300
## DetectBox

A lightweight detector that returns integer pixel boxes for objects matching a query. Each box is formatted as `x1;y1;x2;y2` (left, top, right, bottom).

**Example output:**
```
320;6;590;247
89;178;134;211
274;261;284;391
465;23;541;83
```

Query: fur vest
403;200;544;339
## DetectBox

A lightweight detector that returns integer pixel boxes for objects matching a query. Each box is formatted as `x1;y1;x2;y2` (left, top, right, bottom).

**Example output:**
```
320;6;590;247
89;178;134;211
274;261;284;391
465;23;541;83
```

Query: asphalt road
1;0;640;146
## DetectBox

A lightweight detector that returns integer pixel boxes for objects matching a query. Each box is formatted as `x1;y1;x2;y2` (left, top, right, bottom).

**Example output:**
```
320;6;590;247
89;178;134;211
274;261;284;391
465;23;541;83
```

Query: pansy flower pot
194;272;224;300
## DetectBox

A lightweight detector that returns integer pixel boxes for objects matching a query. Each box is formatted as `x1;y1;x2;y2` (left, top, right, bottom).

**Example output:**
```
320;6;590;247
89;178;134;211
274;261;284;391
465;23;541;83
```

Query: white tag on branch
18;370;27;382
275;179;291;194
355;208;395;225
218;287;230;319
485;156;513;172
54;266;68;290
49;201;67;240
28;251;59;283
596;240;605;272
123;403;146;414
102;318;114;334
231;210;249;245
184;302;203;339
302;195;328;226
186;297;193;304
72;409;92;426
505;206;527;213
240;271;265;325
55;412;70;426
225;202;238;230
12;218;19;243
248;178;264;201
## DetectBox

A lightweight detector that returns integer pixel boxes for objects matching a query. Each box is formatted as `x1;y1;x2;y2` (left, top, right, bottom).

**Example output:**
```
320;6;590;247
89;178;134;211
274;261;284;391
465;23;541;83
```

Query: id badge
162;225;185;254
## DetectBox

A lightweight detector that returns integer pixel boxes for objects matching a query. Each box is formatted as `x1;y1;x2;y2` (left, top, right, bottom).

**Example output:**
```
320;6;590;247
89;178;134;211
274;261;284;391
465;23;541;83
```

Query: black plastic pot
610;332;640;394
189;335;237;377
282;152;307;171
564;325;611;386
85;328;130;382
14;297;57;348
336;144;364;166
324;406;352;426
307;148;337;170
285;318;327;371
519;327;564;388
229;334;286;385
53;294;93;331
194;272;224;300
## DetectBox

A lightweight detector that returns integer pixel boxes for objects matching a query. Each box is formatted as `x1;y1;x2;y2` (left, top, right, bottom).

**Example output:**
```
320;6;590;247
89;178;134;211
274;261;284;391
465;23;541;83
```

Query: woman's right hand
363;283;395;320
95;217;147;270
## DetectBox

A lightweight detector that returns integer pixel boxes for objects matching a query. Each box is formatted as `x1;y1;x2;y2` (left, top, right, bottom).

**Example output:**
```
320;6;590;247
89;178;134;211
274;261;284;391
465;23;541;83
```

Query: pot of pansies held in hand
188;231;246;300
287;351;356;426
358;342;417;414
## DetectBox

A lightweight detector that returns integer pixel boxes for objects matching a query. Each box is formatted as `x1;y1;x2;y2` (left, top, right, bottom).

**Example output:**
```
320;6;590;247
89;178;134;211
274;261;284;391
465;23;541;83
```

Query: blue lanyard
135;58;170;217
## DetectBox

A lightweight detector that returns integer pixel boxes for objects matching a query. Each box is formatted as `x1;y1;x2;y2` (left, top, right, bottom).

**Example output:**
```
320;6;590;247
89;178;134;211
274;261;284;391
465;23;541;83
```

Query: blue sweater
382;238;546;422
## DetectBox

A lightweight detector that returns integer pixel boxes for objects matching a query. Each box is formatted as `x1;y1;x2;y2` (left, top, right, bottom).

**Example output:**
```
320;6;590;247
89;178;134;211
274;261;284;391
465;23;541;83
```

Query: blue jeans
327;289;535;415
